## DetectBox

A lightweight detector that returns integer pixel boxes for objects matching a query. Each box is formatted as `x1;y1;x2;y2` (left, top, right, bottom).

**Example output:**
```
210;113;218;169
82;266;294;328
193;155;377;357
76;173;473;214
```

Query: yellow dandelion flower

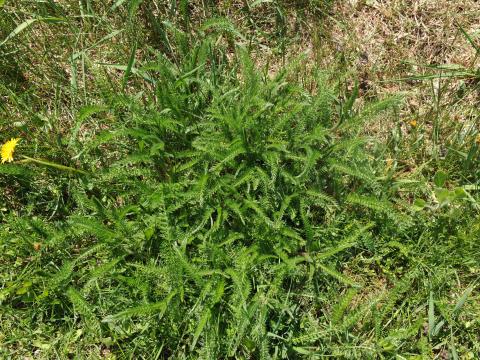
1;138;20;164
409;120;417;128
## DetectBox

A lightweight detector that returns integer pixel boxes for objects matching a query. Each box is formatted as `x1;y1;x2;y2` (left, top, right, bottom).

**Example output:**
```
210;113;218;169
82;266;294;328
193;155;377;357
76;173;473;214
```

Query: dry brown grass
275;0;480;168
323;0;480;116
2;1;478;133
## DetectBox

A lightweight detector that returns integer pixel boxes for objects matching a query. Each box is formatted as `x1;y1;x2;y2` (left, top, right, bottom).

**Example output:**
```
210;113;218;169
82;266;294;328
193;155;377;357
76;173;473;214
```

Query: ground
0;1;479;359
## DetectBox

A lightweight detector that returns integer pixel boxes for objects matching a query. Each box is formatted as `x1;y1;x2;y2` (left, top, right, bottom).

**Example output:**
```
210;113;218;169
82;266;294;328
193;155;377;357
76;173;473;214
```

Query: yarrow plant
1;5;479;359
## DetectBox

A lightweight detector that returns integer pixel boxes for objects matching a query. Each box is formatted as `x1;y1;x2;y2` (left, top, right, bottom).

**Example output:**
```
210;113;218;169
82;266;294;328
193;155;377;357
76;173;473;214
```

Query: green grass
1;1;479;359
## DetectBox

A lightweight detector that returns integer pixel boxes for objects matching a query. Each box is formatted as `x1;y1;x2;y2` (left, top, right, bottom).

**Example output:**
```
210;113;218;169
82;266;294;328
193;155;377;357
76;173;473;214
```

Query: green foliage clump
0;2;479;359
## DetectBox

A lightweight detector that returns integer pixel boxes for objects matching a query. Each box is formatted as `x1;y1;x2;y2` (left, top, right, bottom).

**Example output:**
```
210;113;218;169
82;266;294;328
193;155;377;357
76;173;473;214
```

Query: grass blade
428;292;435;337
122;40;138;90
0;19;37;47
453;287;473;316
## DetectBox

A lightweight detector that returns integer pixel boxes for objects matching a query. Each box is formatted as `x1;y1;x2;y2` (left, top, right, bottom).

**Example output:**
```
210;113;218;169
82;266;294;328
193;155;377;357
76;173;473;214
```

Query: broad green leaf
453;287;473;315
413;198;426;211
434;170;448;187
435;188;451;205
